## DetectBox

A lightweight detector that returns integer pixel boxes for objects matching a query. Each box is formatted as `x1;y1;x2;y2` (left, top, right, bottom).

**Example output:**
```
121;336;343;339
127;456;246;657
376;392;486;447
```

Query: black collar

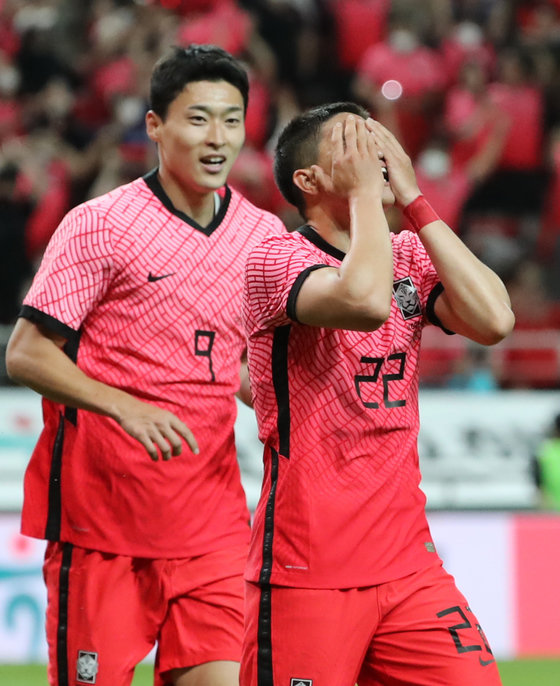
298;224;346;261
142;168;231;237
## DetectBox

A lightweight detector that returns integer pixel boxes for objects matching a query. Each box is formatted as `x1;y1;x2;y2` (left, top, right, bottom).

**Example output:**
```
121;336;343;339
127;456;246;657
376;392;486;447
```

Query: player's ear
145;110;162;143
293;167;320;197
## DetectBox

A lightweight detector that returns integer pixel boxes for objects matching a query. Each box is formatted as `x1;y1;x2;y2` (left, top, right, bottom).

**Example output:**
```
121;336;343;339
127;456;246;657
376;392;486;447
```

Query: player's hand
312;115;385;199
116;398;199;461
365;119;422;207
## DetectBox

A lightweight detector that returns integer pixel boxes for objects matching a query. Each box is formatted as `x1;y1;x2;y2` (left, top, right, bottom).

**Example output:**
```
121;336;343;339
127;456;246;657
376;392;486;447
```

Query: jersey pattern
243;226;447;588
20;169;285;558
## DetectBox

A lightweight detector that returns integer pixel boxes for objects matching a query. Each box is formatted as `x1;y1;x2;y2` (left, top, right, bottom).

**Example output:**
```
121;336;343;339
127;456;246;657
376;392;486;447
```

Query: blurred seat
419;327;467;386
419;327;560;390
494;329;560;389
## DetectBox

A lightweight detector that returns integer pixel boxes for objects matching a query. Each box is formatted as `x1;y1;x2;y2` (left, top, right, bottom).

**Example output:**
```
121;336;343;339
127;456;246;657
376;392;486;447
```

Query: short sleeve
394;230;453;332
22;204;117;332
243;235;328;332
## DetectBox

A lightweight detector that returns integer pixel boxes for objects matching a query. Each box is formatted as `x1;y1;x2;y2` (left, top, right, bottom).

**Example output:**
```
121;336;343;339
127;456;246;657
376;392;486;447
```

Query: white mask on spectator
389;29;419;54
0;64;20;96
454;21;483;48
418;149;450;179
115;96;145;128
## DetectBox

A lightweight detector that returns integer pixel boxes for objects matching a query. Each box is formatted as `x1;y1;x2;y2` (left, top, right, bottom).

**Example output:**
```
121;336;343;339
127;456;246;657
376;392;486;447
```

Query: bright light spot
381;80;403;101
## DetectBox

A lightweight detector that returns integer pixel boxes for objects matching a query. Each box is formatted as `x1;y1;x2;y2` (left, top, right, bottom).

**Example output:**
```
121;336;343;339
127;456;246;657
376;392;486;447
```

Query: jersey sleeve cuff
425;283;455;335
19;305;78;340
286;264;330;322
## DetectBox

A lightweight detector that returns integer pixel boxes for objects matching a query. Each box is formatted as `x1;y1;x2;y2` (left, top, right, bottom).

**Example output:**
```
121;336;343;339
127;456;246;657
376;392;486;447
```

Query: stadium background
1;0;560;682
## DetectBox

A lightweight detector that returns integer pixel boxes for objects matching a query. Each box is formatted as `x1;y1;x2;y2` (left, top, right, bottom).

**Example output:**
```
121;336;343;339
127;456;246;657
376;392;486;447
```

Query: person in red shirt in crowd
465;47;547;216
241;104;514;686
409;141;474;233
329;0;390;72
499;259;560;388
444;57;508;172
353;18;446;158
176;0;278;150
489;48;543;173
516;0;560;46
408;112;508;235
6;44;284;686
538;125;560;260
439;20;495;87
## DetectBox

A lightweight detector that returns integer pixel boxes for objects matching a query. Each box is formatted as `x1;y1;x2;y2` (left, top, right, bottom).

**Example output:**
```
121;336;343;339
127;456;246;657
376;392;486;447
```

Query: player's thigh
359;565;502;686
166;660;239;686
156;544;247;684
241;582;381;686
43;542;161;686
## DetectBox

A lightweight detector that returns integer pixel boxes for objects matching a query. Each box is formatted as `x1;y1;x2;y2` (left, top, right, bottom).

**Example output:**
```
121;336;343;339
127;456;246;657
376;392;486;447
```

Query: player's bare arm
6;318;199;460
369;119;515;345
293;115;393;331
236;353;253;407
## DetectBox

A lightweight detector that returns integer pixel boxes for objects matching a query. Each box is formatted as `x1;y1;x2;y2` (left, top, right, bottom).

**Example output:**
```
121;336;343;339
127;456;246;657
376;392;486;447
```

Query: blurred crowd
1;0;560;388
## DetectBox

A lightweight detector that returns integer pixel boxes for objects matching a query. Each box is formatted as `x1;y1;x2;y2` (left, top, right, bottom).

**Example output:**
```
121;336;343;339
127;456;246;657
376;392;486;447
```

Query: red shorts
241;563;502;686
43;541;246;686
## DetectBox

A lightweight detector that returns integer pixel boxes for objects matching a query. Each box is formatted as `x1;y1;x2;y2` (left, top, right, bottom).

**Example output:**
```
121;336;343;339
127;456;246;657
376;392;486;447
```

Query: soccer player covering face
241;105;514;686
6;45;285;686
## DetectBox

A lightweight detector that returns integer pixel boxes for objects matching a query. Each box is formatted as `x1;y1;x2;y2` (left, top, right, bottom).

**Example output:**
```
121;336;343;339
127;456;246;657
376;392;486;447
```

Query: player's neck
157;170;218;226
306;206;351;253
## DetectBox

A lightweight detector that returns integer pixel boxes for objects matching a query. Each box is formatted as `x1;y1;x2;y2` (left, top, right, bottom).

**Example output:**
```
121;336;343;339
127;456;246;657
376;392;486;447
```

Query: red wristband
403;195;440;233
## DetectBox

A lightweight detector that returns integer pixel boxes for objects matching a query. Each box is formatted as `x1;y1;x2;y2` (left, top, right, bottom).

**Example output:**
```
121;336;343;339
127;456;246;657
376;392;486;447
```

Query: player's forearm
6;321;138;422
419;220;515;343
236;359;253;407
338;191;393;320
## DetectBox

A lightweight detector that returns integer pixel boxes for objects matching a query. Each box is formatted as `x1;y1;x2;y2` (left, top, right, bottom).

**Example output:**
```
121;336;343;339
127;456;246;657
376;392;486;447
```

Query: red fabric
0;18;20;58
440;37;495;86
92;56;136;103
444;87;500;169
243;229;446;588
539;138;560;255
242;565;501;686
229;147;284;214
24;160;71;259
358;42;446;156
244;73;271;148
413;169;472;231
0;98;22;139
21;177;285;558
358;42;446;97
488;82;543;169
72;89;112;128
331;0;390;70
176;3;252;56
156;0;227;15
44;542;246;686
402;194;441;233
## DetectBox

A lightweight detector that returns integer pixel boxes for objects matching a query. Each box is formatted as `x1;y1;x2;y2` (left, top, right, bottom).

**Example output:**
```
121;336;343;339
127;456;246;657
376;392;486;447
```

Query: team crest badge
290;680;313;686
77;650;99;683
393;277;422;320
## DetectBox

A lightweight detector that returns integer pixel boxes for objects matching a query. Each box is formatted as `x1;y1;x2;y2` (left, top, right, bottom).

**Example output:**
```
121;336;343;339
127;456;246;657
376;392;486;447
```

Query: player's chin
381;186;396;207
199;173;228;191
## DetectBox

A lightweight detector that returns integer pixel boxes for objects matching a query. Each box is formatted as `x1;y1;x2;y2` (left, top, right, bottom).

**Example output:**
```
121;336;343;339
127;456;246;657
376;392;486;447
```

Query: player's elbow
5;343;30;385
479;305;516;345
353;295;392;331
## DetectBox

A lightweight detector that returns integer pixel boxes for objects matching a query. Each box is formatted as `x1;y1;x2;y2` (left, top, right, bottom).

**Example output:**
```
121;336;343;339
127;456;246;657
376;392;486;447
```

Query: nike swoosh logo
479;657;495;667
148;272;175;282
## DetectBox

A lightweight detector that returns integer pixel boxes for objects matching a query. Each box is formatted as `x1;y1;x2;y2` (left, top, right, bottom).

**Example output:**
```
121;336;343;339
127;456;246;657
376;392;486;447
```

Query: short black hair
150;44;249;120
274;102;370;218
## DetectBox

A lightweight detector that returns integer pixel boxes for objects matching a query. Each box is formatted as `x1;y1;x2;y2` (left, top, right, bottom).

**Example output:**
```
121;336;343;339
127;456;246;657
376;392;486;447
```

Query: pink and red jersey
21;169;285;558
243;226;449;588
